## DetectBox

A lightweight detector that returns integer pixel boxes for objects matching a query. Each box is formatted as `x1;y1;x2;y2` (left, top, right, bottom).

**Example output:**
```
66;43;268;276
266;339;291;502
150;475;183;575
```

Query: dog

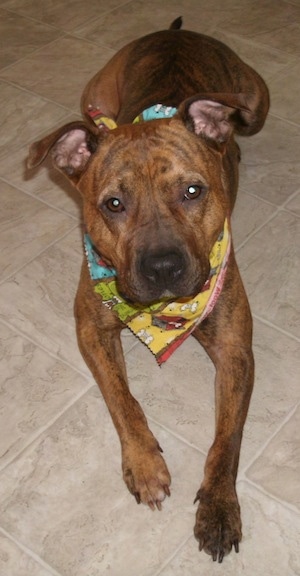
27;17;269;563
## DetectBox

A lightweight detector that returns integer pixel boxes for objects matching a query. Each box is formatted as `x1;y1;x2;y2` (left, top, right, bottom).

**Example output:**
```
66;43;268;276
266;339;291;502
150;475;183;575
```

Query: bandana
87;104;178;130
84;219;231;364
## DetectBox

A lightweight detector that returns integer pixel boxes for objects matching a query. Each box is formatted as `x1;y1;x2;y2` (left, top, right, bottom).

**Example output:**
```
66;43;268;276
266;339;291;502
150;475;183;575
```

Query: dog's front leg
193;264;254;562
75;273;171;510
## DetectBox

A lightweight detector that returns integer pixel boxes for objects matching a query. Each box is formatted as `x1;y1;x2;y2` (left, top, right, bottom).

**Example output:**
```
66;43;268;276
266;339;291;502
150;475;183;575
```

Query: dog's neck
84;219;231;364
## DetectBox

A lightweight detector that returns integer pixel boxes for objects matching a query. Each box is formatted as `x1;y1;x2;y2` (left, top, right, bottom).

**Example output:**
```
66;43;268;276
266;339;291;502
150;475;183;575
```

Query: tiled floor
0;0;299;574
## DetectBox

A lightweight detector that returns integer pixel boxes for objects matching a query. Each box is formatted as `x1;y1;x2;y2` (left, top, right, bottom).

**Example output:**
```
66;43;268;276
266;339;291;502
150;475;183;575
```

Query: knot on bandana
84;219;231;364
87;104;178;131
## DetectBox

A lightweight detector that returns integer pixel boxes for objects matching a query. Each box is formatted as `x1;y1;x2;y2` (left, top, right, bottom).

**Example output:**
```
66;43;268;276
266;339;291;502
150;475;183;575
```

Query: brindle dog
28;18;269;562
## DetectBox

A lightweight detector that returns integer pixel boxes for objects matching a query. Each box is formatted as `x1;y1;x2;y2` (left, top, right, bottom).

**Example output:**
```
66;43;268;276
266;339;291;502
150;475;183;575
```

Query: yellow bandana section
94;219;231;363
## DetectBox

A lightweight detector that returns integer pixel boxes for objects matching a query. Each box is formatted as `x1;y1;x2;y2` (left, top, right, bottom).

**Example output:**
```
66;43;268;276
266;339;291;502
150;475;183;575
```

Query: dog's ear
178;93;253;145
27;121;102;184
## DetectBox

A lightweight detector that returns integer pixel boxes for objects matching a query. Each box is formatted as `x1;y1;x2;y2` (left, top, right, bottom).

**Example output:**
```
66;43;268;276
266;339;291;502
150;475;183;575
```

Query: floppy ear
178;93;253;145
27;121;101;184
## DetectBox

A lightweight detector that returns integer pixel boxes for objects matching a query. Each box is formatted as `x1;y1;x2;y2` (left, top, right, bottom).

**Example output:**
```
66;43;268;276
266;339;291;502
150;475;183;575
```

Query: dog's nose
140;250;185;287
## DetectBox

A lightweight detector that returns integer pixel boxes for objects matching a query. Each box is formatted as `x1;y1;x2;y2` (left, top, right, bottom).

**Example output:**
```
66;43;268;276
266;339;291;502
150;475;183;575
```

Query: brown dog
28;18;269;563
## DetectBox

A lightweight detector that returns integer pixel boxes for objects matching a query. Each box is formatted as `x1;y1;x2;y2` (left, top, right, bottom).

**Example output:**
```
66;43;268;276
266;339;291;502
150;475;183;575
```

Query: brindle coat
28;18;269;563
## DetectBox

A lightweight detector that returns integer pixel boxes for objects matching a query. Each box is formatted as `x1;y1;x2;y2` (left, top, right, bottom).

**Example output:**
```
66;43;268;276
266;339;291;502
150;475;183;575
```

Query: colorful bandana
84;219;231;364
87;104;178;130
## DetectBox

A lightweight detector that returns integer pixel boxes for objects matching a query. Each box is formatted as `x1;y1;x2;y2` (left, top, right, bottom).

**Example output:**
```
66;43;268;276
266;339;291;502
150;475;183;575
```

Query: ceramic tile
0;181;76;282
247;404;300;510
0;82;71;159
0;386;205;576
231;191;276;249
0;36;115;113
0;226;85;370
126;316;300;470
0;322;90;470
0;531;56;576
256;21;300;57
158;482;300;576
0;116;82;218
0;226;136;371
285;190;300;217
213;31;297;84
237;211;300;338
267;60;300;124
238;115;300;206
0;9;62;69
219;0;300;42
73;0;251;50
0;0;127;31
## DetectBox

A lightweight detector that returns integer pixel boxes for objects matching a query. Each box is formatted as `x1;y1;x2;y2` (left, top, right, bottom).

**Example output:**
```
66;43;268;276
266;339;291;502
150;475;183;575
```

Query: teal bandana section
84;234;116;280
133;104;177;123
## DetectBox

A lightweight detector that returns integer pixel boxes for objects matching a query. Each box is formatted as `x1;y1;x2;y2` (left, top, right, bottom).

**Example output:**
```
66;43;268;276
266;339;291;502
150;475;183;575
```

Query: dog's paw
122;443;171;510
194;488;242;562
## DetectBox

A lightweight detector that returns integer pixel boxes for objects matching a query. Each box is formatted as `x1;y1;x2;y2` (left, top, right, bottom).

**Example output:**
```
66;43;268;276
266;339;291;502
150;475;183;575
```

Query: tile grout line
0;525;63;576
151;533;192;576
235;193;300;253
0;379;95;475
239;477;300;517
253;313;300;343
146;414;208;457
0;316;91;379
240;401;300;478
0;221;80;288
0;174;81;221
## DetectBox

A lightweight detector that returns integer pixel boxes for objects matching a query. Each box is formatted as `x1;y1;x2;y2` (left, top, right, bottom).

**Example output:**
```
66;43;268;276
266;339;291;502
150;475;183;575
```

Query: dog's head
28;94;247;304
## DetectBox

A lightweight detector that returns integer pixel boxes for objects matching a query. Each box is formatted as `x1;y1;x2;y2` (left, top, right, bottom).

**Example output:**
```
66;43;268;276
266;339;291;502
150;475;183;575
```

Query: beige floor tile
0;323;90;470
74;0;254;49
256;21;300;57
0;9;62;69
126;317;300;470
0;0;127;31
286;190;300;217
0;122;82;218
0;532;56;576
0;226;85;369
158;482;300;575
267;60;300;124
0;36;115;113
220;0;300;42
231;191;276;249
0;182;76;282
0;226;136;371
0;386;204;576
247;404;300;510
237;211;300;338
214;31;298;84
0;82;72;159
238;115;300;205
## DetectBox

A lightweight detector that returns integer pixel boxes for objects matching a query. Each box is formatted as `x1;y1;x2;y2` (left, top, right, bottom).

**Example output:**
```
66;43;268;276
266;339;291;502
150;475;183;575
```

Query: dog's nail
233;540;240;554
218;551;224;563
156;500;162;511
148;501;156;511
198;540;204;552
212;551;218;562
134;492;141;505
194;492;201;504
164;485;171;497
157;443;163;453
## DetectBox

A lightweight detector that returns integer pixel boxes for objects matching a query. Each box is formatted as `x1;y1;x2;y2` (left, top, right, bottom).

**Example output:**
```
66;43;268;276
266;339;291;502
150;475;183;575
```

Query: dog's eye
105;197;125;213
184;185;205;201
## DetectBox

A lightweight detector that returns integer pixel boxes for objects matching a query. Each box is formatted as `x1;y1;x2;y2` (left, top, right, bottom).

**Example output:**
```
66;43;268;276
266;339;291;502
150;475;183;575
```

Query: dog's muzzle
139;249;186;291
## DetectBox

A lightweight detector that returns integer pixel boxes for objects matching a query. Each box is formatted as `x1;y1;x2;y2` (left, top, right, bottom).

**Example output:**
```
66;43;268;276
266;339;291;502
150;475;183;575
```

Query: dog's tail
169;16;182;30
